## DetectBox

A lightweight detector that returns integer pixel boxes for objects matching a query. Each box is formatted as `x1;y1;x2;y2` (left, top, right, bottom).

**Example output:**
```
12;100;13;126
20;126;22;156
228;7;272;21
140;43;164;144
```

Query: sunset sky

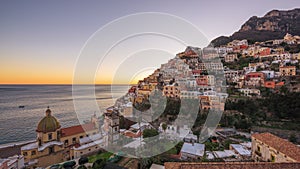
1;0;299;84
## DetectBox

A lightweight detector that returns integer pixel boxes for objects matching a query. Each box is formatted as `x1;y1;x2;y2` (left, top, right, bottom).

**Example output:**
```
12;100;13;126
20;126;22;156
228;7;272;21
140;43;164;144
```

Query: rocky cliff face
211;8;300;47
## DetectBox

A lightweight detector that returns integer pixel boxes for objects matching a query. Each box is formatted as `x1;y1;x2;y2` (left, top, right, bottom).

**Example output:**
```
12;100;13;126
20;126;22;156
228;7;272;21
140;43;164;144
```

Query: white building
261;70;275;79
180;91;199;99
73;136;106;159
213;150;236;159
180;143;205;160
238;88;261;97
230;144;251;158
0;155;24;169
130;122;153;132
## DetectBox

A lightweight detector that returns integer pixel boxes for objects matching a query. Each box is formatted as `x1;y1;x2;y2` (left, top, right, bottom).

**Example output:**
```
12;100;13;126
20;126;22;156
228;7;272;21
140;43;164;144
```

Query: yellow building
224;53;238;62
21;107;99;168
163;85;180;98
134;89;152;103
279;66;296;76
252;132;300;162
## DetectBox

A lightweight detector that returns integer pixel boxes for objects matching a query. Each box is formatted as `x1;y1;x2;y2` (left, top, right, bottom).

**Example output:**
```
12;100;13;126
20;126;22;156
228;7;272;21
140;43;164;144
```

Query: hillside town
1;33;300;169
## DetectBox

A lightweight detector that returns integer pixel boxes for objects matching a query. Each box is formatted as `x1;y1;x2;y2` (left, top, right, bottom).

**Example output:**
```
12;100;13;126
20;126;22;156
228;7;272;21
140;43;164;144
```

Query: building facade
280;66;296;76
252;133;300;162
21;108;100;168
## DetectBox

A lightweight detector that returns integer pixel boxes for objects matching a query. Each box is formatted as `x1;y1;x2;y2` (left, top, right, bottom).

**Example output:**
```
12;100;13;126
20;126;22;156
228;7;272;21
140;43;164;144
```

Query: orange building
259;48;271;57
163;85;180;98
280;66;296;76
245;72;265;86
264;81;285;89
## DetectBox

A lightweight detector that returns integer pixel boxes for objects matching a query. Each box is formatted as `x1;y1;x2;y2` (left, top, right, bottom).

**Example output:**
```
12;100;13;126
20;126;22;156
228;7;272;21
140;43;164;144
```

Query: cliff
211;8;300;46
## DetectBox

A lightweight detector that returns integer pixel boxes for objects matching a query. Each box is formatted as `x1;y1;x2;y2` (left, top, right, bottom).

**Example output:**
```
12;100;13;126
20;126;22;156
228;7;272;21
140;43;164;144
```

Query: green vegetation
88;152;113;163
223;56;259;70
205;141;223;151
92;159;106;169
50;164;62;169
289;133;297;143
225;91;300;130
62;161;76;168
143;128;159;138
79;157;88;165
162;123;167;132
77;165;87;169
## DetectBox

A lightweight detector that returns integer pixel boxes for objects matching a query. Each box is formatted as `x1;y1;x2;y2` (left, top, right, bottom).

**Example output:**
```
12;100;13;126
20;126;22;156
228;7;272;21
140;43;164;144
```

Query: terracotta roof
246;72;264;76
276;81;284;86
61;123;96;137
252;132;300;162
164;162;300;169
123;130;141;138
192;69;202;74
280;66;296;68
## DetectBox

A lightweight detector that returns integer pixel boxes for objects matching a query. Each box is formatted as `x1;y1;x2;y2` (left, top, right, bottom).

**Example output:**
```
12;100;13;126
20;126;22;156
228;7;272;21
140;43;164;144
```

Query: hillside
211;8;300;47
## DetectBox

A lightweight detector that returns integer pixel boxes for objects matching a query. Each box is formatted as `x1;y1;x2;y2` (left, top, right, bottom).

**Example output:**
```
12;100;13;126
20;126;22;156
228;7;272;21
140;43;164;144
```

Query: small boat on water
18;105;25;108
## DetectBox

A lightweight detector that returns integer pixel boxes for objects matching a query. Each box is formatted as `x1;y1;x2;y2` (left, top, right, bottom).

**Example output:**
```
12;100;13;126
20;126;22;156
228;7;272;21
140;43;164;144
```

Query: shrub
79;157;89;165
77;165;87;169
63;161;76;168
92;159;106;169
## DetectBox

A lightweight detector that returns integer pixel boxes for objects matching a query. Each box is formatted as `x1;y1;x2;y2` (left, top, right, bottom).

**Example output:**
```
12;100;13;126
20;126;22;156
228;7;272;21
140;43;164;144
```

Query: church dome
36;107;61;133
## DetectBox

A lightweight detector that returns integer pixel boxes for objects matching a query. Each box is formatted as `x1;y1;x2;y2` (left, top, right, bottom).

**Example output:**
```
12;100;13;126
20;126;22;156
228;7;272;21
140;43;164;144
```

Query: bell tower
103;107;120;144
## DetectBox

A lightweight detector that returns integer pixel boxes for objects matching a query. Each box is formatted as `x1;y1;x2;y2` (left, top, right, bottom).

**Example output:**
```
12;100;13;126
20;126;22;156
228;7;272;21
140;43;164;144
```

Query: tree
162;123;167;132
279;85;289;95
78;165;87;169
289;133;297;143
62;161;76;168
92;159;106;169
143;129;159;138
175;141;184;154
79;157;88;165
50;164;62;169
140;158;153;169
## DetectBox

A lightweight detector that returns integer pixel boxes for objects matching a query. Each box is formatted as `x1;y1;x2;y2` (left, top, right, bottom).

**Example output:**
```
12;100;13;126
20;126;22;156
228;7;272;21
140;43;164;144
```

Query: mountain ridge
211;8;300;47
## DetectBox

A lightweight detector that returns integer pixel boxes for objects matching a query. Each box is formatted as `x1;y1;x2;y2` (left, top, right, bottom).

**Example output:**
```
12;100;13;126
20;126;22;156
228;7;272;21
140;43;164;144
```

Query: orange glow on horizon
0;72;144;85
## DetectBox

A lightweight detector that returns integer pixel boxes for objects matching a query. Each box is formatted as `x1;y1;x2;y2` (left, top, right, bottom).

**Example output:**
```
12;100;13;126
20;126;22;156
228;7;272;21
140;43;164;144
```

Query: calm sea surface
0;85;129;145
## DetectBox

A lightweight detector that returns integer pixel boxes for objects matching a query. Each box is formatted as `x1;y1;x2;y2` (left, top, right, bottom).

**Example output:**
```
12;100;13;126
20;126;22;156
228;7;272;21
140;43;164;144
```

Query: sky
0;0;299;84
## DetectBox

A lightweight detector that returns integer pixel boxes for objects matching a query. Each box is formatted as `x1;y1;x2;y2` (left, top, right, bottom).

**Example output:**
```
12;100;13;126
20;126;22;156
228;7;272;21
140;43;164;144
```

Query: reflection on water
0;85;129;145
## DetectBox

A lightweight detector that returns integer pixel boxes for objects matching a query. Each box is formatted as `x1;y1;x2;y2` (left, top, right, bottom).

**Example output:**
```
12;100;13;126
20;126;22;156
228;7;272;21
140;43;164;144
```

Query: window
57;131;60;139
89;149;91;151
72;137;76;143
49;147;54;154
23;152;28;156
115;127;118;132
31;151;36;156
64;139;69;145
48;133;52;140
80;135;83;139
257;146;261;152
271;154;275;162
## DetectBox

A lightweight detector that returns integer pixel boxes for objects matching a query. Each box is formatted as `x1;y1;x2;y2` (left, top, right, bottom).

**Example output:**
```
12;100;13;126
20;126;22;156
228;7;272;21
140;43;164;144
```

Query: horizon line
0;83;137;86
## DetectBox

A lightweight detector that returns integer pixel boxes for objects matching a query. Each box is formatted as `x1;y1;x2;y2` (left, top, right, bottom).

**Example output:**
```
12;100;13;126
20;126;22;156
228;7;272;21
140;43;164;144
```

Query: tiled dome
36;108;61;133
